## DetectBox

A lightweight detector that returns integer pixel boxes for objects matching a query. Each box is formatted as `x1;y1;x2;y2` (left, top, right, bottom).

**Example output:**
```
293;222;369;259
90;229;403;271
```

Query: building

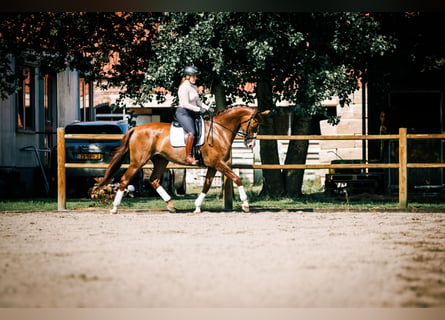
0;57;92;198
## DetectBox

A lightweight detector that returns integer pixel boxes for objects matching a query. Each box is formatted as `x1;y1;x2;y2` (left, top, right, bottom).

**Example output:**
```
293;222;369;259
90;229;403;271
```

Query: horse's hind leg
194;167;217;214
110;163;141;214
150;155;176;213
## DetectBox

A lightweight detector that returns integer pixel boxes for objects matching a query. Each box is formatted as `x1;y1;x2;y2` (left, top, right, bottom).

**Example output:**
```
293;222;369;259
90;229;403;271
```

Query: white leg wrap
238;186;249;212
156;186;171;202
113;189;125;207
238;186;248;202
195;192;207;208
111;189;125;214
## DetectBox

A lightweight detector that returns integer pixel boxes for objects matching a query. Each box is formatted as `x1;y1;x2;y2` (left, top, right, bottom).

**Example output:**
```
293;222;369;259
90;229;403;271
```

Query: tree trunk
283;115;312;197
211;79;230;202
211;78;227;111
256;78;284;197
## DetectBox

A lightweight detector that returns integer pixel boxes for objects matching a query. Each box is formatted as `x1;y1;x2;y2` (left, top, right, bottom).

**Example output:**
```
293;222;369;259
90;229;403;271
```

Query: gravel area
1;210;444;308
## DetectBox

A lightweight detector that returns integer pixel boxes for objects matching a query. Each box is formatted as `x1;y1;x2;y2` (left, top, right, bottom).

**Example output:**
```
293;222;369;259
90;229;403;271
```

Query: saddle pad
170;117;205;147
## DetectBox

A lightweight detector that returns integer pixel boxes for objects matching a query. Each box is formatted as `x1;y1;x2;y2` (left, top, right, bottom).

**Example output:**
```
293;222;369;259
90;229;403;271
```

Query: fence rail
57;127;445;211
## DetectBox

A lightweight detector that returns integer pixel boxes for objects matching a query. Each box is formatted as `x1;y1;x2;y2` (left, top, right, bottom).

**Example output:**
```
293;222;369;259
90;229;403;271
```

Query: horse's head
240;109;270;149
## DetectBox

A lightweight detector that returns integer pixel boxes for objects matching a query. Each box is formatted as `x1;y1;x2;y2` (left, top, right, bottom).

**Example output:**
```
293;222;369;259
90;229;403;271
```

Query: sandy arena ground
0;209;444;308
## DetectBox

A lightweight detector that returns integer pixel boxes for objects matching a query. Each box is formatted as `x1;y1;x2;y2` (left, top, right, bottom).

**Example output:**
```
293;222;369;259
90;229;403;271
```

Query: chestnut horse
97;105;269;214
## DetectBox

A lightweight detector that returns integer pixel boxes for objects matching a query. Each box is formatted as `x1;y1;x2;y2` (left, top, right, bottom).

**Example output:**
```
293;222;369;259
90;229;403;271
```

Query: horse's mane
213;104;256;117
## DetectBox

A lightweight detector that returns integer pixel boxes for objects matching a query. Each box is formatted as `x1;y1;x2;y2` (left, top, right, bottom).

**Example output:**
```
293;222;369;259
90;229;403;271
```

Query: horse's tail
97;127;135;187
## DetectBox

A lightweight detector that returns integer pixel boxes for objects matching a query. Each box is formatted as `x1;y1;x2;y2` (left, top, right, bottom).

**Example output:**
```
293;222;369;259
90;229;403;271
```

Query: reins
206;111;258;147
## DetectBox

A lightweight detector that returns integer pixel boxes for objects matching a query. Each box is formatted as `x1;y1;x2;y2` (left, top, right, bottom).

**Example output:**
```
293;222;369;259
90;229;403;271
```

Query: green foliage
2;192;445;212
0;12;397;198
0;12;159;101
137;12;397;197
1;12;396;112
141;12;395;116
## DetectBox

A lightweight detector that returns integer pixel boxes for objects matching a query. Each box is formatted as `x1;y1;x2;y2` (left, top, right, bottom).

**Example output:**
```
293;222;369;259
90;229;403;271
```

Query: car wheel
67;177;91;198
161;170;174;194
173;169;186;195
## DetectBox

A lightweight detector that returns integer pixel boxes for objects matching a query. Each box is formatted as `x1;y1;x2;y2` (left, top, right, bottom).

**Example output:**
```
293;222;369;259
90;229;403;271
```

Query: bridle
206;111;259;147
240;112;260;141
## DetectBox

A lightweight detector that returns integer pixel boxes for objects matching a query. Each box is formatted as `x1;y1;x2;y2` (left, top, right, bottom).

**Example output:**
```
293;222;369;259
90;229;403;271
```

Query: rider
176;66;210;165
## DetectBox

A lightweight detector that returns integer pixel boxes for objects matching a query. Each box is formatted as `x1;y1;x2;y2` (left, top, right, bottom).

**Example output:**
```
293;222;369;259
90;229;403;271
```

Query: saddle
170;116;205;148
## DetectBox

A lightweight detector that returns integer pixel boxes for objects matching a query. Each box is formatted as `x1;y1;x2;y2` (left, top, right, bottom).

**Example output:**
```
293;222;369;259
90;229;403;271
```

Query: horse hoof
110;209;118;215
193;207;201;214
242;204;250;213
167;205;176;213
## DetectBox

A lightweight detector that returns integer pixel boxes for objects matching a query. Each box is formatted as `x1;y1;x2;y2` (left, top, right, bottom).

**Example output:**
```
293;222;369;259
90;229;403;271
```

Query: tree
1;12;395;197
141;12;243;110
277;13;395;196
0;12;159;100
366;12;445;160
141;12;394;197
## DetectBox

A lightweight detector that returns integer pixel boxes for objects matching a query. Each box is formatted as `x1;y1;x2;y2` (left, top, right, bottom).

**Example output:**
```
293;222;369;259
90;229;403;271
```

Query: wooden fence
57;127;445;211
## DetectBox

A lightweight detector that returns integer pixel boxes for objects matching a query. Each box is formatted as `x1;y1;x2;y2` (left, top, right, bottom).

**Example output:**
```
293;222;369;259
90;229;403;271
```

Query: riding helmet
183;66;199;76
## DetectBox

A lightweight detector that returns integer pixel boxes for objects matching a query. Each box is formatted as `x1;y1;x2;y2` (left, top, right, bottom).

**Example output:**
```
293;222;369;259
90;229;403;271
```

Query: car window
65;125;125;134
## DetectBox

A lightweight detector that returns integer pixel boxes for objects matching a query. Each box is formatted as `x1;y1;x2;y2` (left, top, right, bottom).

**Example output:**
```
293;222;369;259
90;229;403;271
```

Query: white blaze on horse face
243;116;259;149
245;138;256;149
244;131;257;149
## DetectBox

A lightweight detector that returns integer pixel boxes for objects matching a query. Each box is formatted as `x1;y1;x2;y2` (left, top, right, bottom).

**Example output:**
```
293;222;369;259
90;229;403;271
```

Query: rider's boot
185;133;198;165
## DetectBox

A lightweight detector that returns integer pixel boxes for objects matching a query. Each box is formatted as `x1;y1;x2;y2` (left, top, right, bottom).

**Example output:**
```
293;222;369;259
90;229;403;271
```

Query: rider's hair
179;74;193;87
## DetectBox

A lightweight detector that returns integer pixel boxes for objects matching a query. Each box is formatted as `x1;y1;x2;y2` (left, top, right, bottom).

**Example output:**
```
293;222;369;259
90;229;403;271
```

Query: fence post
223;175;233;211
57;128;66;211
399;127;408;208
224;152;233;211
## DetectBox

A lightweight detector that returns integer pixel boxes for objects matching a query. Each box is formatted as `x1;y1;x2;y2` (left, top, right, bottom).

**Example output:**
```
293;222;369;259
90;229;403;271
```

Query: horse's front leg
216;162;249;212
194;167;217;214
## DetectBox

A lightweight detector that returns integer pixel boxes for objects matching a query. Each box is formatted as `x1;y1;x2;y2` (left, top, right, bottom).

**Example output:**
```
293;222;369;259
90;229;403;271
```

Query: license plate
76;153;101;160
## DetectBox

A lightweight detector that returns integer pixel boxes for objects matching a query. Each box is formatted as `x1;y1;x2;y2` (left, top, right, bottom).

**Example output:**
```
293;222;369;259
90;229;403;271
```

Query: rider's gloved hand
199;107;208;114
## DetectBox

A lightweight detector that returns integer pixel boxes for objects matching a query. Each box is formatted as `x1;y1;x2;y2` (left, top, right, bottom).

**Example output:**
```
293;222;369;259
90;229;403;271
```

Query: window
17;66;35;132
44;74;56;148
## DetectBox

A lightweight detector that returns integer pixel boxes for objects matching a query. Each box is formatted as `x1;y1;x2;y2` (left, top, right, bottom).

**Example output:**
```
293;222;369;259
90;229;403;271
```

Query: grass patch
1;183;444;212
